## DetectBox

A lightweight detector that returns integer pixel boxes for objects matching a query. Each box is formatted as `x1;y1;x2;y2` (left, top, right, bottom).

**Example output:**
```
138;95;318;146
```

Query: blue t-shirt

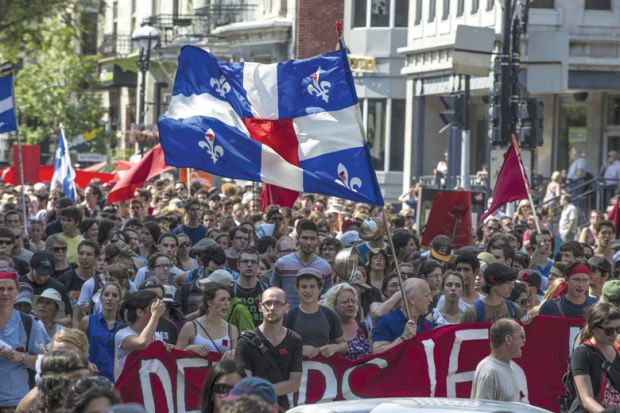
172;224;207;246
538;295;598;318
88;312;122;383
372;308;435;343
0;311;50;407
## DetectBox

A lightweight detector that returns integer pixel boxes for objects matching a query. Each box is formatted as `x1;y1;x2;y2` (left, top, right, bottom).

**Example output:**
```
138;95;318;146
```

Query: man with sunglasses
0;227;29;276
235;287;302;411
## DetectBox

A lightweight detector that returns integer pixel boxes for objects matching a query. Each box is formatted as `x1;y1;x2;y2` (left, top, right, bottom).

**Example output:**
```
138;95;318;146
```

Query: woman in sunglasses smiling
570;301;620;412
200;359;245;413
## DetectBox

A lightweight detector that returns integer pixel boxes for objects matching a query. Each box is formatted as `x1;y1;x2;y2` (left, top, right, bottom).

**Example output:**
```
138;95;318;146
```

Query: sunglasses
0;240;12;246
212;383;234;395
53;246;67;252
597;325;620;336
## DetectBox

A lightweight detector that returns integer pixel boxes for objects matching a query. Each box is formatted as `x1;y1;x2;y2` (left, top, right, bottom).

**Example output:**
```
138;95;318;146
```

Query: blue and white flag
0;63;17;134
158;45;384;206
51;128;76;203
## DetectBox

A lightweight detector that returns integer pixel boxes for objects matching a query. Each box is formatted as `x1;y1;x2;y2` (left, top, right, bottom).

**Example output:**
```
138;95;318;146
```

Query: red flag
608;197;620;238
260;184;298;210
107;145;173;203
421;190;473;248
479;141;528;222
12;144;40;185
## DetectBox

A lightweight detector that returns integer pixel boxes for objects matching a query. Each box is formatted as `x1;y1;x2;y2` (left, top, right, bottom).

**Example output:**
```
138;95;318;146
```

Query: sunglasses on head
212;383;234;395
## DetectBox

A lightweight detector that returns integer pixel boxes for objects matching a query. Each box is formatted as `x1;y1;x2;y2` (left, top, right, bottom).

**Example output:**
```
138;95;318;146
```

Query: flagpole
510;134;542;234
186;168;191;196
380;206;411;320
9;63;27;234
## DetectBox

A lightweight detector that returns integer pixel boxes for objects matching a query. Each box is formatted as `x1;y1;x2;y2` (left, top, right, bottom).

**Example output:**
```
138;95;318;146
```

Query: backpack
474;299;516;322
18;311;34;388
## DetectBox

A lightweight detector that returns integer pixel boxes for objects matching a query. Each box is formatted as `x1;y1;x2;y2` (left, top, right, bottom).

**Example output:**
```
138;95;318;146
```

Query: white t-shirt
114;326;141;380
559;203;578;237
471;355;524;402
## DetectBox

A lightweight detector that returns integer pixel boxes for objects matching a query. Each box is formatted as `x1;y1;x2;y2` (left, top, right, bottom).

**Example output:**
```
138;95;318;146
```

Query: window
557;97;587;172
391;100;406;171
471;0;479;13
367;99;387;171
395;0;409;27
606;96;620;125
415;0;423;24
371;0;390;27
486;0;494;10
353;0;367;27
530;0;554;8
442;0;450;19
429;0;436;21
585;0;611;10
457;0;464;16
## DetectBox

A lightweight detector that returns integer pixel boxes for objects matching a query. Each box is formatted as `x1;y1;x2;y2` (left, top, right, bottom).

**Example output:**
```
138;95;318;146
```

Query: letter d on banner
140;359;174;412
298;361;338;405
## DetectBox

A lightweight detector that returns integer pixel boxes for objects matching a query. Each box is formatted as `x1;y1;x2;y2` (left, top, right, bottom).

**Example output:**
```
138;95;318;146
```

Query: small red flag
107;144;173;203
260;184;298;210
479;142;528;222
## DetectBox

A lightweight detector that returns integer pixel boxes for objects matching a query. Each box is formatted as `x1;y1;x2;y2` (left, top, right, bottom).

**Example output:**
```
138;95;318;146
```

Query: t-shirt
0;311;50;407
134;265;183;288
372;309;435;343
285;306;343;347
271;253;332;308
59;268;92;307
235;328;303;410
538;295;598;318
572;343;620;408
471;355;523;402
461;299;523;323
172;224;207;246
12;257;29;277
155;317;178;344
57;233;84;265
567;157;588;181
559;203;579;238
19;275;73;316
114;326;140;380
234;283;265;326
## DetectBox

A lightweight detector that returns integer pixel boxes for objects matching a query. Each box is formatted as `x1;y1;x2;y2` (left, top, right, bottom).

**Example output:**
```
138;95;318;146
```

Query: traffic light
518;99;544;148
440;93;466;127
489;61;505;145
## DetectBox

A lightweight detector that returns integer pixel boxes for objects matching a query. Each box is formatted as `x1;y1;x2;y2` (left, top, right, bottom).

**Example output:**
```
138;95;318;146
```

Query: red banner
1;165;115;188
116;316;583;413
12;144;40;185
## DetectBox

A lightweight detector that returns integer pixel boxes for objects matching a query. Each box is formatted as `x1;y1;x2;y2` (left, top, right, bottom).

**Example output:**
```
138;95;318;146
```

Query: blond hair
51;328;89;356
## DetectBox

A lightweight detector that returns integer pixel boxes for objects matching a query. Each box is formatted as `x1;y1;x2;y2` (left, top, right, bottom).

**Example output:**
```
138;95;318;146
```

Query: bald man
372;278;434;353
235;287;302;411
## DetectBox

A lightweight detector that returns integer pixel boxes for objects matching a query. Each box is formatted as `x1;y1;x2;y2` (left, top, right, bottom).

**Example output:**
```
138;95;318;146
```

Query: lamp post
131;25;160;156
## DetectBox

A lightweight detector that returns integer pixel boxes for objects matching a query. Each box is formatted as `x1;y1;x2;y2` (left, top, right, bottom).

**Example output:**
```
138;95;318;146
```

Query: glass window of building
367;99;387;171
530;0;554;7
415;0;423;24
557;97;587;172
429;0;436;22
442;0;450;19
353;0;367;27
371;0;390;27
486;0;494;10
390;100;406;172
395;0;409;27
457;0;464;16
471;0;479;13
585;0;611;10
606;96;620;125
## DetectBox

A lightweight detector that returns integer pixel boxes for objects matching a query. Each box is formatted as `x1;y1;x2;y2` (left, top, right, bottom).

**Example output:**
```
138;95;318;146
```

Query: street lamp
131;24;160;155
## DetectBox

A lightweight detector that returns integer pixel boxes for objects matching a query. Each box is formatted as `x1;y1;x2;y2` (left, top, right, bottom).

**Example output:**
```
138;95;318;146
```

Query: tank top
192;319;231;354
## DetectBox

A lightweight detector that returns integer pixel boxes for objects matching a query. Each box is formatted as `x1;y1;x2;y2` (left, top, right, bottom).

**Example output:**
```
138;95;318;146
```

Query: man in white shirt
559;194;579;242
471;318;526;402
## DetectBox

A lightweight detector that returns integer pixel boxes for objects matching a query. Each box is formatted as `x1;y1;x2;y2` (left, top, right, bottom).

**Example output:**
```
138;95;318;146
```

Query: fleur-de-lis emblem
307;67;331;103
210;75;231;98
335;163;362;192
198;128;224;163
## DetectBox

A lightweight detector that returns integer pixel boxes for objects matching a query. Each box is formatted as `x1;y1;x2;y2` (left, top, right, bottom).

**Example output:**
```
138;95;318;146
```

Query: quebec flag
158;45;384;206
0;63;17;134
51;130;76;204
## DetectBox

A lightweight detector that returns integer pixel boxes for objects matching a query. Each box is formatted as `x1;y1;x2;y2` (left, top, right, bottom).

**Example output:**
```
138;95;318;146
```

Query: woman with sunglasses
201;359;245;413
570;301;620;412
80;282;123;383
64;375;120;413
177;283;238;360
177;233;198;271
45;235;73;279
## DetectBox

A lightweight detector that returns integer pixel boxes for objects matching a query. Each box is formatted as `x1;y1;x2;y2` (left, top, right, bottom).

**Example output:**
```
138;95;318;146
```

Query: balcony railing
98;34;135;57
195;3;257;30
141;13;211;48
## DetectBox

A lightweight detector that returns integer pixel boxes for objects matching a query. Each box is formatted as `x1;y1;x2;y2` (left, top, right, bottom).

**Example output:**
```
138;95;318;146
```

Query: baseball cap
30;250;55;276
189;238;218;259
295;267;323;281
588;256;612;275
477;251;496;266
162;285;179;307
341;218;360;233
224;377;277;405
199;269;234;286
518;269;543;296
602;280;620;306
15;282;33;305
340;230;359;247
483;263;517;285
430;235;452;263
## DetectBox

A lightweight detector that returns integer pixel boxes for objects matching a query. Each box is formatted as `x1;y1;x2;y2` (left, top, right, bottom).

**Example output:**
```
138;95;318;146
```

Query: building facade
399;0;620;199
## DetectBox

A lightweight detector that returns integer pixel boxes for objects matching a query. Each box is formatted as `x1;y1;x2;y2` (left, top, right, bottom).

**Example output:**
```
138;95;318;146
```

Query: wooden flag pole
11;65;27;234
380;208;411;320
186;168;191;196
510;134;542;234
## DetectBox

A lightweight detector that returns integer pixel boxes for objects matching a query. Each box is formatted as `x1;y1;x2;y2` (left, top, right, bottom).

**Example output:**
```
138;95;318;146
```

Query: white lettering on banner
446;329;488;397
177;357;211;413
140;359;174;412
341;358;388;400
568;327;581;358
298;361;338;405
421;339;437;397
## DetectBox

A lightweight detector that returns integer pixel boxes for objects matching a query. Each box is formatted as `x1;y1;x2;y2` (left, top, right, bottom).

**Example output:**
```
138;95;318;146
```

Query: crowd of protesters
1;176;620;412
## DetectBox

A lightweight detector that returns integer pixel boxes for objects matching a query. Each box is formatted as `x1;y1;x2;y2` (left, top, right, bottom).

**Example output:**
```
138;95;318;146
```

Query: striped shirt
270;253;332;307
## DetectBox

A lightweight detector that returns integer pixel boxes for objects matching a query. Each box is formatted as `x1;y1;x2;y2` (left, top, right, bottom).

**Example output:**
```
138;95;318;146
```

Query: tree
13;14;106;146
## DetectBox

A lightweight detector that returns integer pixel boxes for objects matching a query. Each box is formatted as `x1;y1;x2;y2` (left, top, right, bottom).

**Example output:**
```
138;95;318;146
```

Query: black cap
519;269;544;296
483;263;516;285
588;256;612;275
30;251;55;276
